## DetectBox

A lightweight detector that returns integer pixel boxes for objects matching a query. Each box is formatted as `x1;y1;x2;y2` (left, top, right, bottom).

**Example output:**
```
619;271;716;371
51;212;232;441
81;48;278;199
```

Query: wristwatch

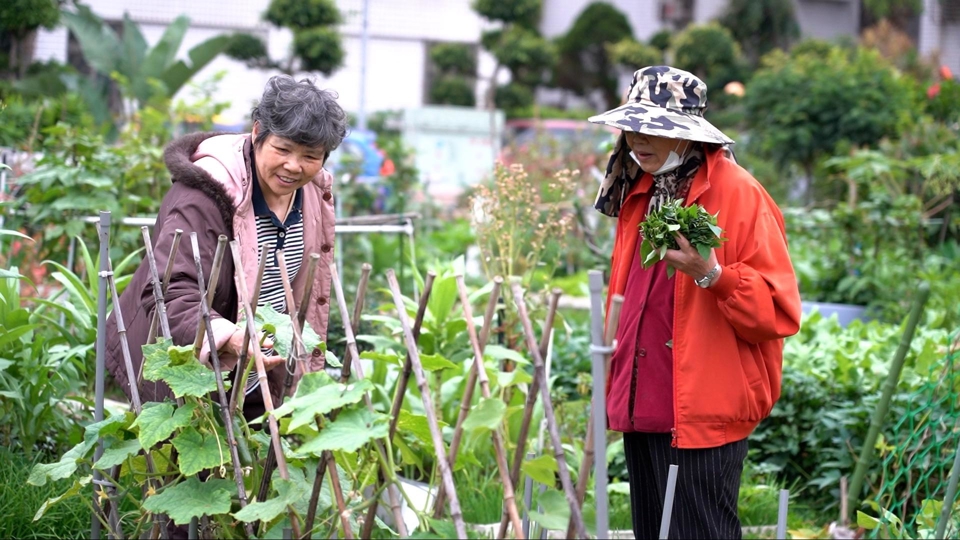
695;263;722;288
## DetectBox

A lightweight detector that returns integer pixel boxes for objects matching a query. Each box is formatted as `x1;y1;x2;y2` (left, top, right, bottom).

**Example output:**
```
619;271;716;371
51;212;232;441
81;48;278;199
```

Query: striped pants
623;432;748;539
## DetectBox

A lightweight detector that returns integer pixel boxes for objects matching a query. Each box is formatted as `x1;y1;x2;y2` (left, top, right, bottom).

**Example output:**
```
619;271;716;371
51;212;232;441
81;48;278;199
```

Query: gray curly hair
251;75;348;159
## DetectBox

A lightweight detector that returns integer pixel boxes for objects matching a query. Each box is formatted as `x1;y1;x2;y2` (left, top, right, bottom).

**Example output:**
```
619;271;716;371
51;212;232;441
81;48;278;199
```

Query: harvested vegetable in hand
639;198;724;277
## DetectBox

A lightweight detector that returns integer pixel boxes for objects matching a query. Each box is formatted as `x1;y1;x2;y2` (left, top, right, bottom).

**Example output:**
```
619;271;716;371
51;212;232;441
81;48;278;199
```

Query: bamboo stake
228;247;269;414
308;264;376;539
659;464;679;539
435;276;502;519
189;235;255;533
140;227;172;340
146;229;182;345
511;282;586;539
192;236;228;358
456;275;524;539
272;252;350;539
567;293;623;539
350;264;372;342
386;269;467;539
226;241;299;538
331;263;408;538
357;270;435;540
104;249;172;538
497;288;561;540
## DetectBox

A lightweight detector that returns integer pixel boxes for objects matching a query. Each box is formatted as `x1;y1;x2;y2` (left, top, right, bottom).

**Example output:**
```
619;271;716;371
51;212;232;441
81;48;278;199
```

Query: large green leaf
529;489;570;530
161;35;232;96
29;414;130;486
93;438;143;470
462;397;506;433
172;426;226;476
119;13;148;86
418;353;457;372
141;15;189;78
33;476;92;521
484;345;530;365
142;340;225;398
133;402;196;450
273;372;373;432
521;454;557;486
142;477;234;525
496;368;533;388
256;304;325;360
427;275;458;329
61;5;121;76
394;409;447;447
297;409;390;455
233;475;307;523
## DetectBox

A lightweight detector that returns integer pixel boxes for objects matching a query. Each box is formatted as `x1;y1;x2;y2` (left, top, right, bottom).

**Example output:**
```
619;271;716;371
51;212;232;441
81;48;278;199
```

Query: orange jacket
606;146;802;449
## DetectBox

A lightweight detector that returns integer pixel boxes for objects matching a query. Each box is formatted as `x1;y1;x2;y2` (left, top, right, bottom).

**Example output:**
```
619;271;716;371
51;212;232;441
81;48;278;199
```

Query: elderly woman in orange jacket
589;66;802;539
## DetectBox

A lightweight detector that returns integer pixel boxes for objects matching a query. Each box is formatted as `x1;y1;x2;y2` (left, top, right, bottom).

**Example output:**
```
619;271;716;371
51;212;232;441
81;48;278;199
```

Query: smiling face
251;123;326;210
624;131;690;174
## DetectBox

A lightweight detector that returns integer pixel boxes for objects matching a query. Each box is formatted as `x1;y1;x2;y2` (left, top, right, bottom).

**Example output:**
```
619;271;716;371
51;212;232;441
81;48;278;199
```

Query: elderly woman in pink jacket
106;75;346;420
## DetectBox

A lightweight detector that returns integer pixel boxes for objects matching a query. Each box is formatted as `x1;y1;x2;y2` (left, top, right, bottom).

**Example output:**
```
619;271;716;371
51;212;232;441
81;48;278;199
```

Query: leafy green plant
0;446;89;539
61;3;232;128
0;236;139;458
227;0;344;76
639;199;723;277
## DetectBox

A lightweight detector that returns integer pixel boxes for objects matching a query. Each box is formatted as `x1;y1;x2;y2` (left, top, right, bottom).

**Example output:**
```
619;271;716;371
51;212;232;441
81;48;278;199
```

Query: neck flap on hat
594;133;704;217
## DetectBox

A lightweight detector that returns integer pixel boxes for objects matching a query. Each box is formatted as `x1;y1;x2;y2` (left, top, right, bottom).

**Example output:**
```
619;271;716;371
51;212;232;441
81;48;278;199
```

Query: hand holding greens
639;199;725;277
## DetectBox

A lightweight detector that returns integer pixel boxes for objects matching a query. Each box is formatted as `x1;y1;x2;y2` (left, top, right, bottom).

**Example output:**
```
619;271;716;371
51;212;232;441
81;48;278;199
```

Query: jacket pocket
739;342;769;421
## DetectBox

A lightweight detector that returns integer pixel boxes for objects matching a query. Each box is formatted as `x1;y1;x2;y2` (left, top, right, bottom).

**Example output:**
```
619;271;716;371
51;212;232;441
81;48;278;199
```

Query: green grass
0;447;90;539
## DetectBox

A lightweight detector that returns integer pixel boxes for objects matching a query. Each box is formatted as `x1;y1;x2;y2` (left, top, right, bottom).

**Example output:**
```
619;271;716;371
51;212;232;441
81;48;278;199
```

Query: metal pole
847;282;930;520
523;451;535;540
776;489;789;540
357;0;369;131
588;270;609;540
659;464;679;540
935;440;960;539
91;211;110;540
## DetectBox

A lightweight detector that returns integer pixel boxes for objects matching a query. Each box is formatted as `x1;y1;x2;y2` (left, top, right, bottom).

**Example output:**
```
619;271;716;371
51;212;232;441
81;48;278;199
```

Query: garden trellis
862;316;960;539
26;210;641;539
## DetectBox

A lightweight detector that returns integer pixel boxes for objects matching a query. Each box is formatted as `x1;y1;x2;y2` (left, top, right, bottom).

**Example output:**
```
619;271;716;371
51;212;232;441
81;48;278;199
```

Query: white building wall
792;0;860;41
31;0;491;125
33;27;69;64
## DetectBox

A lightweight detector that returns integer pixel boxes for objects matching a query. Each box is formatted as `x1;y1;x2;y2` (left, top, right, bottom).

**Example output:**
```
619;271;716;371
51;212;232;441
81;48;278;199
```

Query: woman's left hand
663;233;718;281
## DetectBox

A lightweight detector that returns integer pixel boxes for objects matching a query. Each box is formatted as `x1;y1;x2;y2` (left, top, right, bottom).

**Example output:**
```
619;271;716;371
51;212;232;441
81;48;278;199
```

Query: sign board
401;106;504;204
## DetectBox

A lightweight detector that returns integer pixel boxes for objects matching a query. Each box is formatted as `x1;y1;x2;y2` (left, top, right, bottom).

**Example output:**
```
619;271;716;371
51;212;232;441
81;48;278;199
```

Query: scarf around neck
594;132;704;217
647;144;704;213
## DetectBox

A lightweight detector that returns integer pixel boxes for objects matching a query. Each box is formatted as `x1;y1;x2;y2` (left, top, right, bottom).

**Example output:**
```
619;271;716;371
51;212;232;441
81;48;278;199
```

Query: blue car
326;128;389;184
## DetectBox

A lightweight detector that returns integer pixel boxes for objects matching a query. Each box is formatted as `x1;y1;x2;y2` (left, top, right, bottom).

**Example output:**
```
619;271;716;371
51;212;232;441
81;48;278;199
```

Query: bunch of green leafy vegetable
639;198;724;277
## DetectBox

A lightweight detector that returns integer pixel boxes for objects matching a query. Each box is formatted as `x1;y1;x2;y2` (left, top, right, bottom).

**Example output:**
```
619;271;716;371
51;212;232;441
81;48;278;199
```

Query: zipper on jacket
671;427;678;448
628;341;640;429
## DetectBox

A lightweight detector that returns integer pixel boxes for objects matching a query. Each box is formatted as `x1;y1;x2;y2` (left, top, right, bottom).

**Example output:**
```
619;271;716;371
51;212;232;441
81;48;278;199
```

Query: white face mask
651;140;687;175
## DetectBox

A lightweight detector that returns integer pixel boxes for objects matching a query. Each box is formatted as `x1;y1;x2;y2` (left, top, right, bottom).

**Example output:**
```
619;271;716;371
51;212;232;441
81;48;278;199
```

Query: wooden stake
189;235;255;531
359;269;435;540
386;269;467;539
192;236;228;358
331;264;408;538
436;276;502;519
511;281;586;539
228;247;269;414
456;275;524;539
146;228;181;345
226;240;297;538
497;288;561;540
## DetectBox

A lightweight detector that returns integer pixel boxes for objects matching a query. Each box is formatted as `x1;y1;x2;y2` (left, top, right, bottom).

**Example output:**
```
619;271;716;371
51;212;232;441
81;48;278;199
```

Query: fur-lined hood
163;131;250;233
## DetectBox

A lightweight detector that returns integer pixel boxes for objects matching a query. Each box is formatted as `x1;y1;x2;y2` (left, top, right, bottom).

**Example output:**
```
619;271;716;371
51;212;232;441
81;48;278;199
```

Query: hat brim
589;102;734;145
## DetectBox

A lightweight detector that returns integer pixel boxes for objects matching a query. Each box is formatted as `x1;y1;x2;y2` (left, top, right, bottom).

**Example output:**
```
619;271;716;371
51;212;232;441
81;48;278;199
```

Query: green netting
868;328;960;539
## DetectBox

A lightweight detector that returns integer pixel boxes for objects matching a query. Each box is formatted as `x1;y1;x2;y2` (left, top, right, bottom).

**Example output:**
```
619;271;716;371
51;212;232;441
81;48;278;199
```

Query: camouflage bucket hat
588;65;733;145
